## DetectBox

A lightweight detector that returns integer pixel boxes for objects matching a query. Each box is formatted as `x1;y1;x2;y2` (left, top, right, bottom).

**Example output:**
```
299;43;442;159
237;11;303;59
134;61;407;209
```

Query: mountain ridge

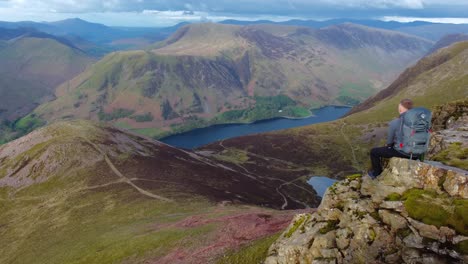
200;40;468;184
32;22;433;139
0;31;94;121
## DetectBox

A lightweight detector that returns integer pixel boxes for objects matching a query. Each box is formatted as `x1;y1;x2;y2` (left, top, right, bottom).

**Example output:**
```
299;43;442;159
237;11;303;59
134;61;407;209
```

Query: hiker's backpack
395;107;432;157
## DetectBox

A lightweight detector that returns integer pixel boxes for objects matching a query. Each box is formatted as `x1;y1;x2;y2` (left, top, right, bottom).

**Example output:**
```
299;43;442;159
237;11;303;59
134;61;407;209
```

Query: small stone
443;171;468;199
453;235;468;244
384;252;401;263
320;248;340;259
439;226;456;243
349;180;360;190
318;208;342;221
402;248;422;263
336;228;351;250
379;209;407;231
310;231;337;259
380;201;404;212
403;233;424;249
408;218;440;241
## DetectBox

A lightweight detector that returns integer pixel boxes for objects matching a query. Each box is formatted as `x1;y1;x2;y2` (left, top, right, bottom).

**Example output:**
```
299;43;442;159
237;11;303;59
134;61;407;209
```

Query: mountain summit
32;23;433;138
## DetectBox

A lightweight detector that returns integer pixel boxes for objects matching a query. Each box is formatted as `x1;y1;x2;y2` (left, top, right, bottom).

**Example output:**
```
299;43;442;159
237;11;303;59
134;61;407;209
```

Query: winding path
82;137;174;202
215;140;316;209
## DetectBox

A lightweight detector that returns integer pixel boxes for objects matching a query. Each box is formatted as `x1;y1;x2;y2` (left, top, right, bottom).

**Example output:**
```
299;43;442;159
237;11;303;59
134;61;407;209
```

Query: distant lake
160;106;351;149
308;176;338;197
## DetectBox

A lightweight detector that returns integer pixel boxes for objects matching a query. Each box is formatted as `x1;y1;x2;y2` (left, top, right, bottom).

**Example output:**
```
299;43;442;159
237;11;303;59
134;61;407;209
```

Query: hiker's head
398;99;413;114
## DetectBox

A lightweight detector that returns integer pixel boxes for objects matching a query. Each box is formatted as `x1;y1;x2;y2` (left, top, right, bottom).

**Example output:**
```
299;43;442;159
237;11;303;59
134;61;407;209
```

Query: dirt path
216;140;317;209
82;137;173;202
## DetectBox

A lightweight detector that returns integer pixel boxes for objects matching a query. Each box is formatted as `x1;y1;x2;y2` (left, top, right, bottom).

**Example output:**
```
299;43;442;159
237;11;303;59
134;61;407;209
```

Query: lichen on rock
265;158;468;264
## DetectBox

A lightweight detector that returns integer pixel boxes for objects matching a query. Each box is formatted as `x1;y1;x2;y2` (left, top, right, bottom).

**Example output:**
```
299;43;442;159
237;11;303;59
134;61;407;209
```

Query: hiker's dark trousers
370;146;414;175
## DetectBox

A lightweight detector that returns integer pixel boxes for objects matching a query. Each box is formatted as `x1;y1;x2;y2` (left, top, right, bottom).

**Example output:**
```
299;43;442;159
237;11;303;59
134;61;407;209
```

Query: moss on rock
285;214;310;238
402;189;468;235
319;220;340;234
385;193;402;201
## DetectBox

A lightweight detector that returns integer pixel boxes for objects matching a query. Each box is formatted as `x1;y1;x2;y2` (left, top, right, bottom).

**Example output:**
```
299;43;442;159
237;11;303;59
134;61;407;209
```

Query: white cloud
0;0;461;13
383;16;468;24
0;0;467;26
321;0;425;9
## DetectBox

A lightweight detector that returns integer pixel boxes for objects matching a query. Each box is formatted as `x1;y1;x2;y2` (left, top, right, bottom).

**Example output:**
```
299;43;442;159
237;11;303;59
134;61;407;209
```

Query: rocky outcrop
428;99;468;170
265;158;468;264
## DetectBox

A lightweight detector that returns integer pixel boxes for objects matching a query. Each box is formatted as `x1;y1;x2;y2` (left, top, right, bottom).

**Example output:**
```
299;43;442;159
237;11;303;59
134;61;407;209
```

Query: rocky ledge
265;158;468;264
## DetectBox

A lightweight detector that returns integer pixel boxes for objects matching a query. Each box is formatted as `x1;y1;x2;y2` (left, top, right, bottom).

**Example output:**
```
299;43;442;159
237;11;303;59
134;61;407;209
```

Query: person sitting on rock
368;99;418;178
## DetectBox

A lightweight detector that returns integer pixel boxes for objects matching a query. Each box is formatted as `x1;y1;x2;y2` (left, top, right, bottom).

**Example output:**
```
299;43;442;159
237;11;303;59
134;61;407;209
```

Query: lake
160;106;351;149
308;176;338;197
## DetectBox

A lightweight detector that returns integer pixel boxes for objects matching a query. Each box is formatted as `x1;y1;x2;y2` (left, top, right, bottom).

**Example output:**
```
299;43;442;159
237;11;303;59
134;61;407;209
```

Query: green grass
113;121;133;129
217;233;281;264
0;180;219;264
402;189;468;236
98;108;135;121
215;95;309;124
0;114;47;145
319;220;340;234
214;148;250;164
455;240;468;255
14;114;45;134
130;127;166;138
130;112;154;122
338;82;375;102
284;214;309;238
346;174;362;180
385;193;402;201
283;106;311;117
432;142;468;170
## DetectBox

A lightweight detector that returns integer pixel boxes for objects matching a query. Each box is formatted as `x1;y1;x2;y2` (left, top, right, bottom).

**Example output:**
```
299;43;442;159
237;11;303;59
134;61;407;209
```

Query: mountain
220;18;433;30
0;119;315;263
200;41;468;181
398;23;468;41
0;29;94;122
346;40;468;116
427;33;468;54
32;22;433;139
0;18;187;51
220;18;468;41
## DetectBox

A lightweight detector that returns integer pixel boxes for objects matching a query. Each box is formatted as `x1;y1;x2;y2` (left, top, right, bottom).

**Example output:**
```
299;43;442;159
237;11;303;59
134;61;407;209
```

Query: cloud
383;16;468;24
319;0;425;9
1;0;463;13
0;0;467;26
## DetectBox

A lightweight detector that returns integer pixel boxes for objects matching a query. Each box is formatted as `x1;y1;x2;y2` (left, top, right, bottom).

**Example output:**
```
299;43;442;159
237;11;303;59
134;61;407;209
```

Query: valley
30;22;432;139
0;120;316;263
0;14;467;264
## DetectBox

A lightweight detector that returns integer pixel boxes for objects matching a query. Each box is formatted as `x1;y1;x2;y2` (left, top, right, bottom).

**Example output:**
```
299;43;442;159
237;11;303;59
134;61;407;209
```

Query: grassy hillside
0;35;94;121
200;41;468;178
32;23;433;139
0;120;313;263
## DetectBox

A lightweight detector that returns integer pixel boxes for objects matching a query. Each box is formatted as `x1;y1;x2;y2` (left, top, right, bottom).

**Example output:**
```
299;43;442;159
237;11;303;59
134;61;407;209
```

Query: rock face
265;158;468;264
428;99;468;170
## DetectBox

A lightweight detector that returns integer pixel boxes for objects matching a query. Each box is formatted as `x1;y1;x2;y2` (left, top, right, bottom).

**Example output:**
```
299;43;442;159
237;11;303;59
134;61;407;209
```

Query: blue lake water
160;106;350;149
307;176;338;197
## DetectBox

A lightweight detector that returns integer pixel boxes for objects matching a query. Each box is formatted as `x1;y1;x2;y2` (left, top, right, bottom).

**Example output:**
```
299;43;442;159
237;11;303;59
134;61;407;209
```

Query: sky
0;0;467;27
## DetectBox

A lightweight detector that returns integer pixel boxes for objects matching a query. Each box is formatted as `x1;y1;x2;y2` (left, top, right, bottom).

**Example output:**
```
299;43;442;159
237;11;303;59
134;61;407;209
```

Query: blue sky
0;0;467;26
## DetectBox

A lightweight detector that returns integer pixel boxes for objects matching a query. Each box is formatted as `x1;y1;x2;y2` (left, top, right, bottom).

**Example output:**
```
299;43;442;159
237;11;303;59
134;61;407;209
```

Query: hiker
368;99;431;178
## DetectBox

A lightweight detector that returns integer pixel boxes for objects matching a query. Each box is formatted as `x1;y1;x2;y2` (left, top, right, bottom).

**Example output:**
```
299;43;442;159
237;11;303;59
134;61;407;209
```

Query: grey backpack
395;107;432;156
